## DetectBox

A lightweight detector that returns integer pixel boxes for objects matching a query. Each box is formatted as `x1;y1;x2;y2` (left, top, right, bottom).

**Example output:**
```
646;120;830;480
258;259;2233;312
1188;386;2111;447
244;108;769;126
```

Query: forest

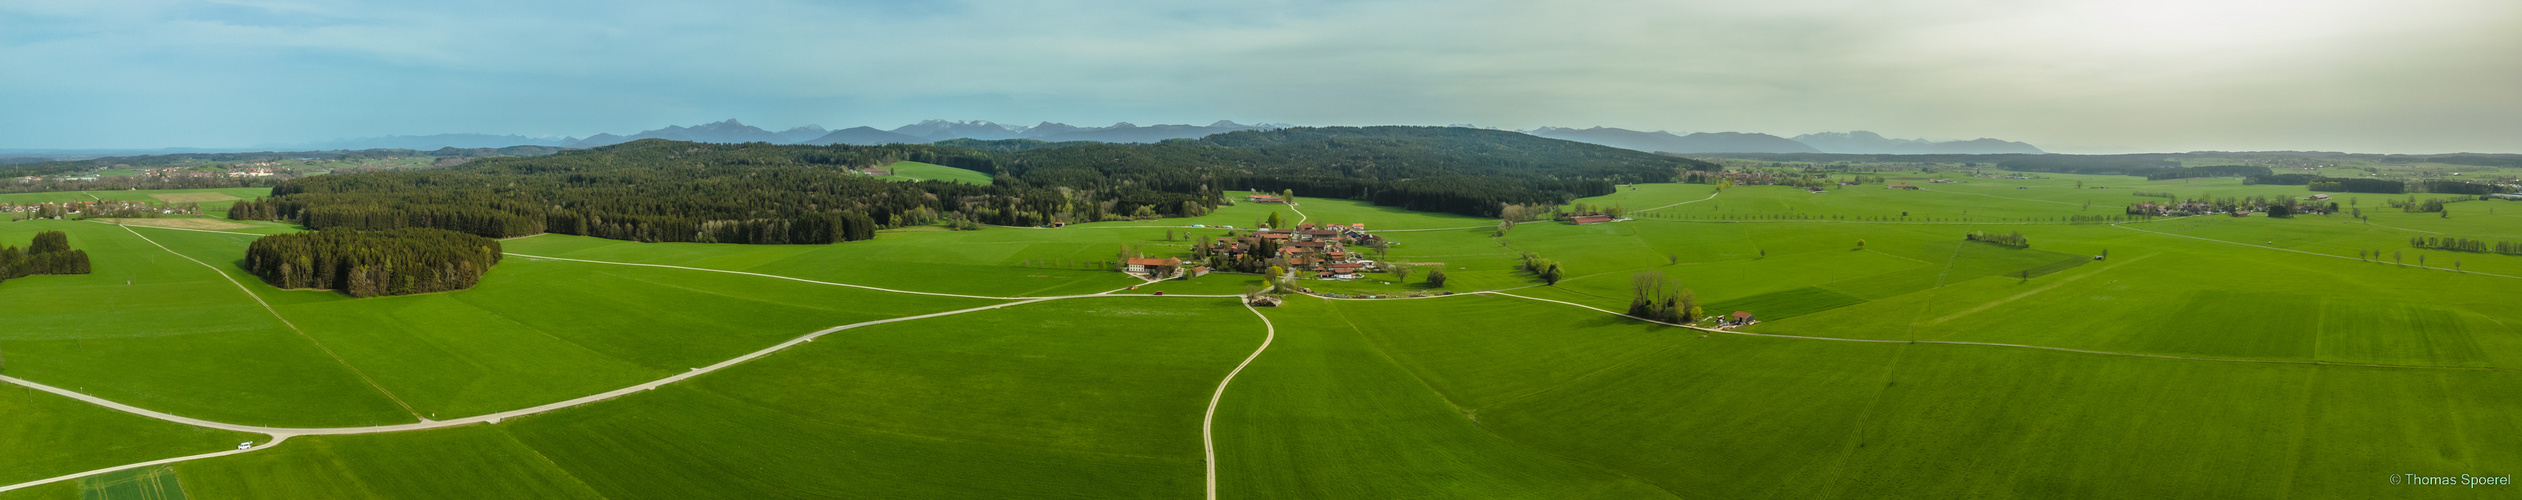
243;227;504;297
2308;177;2408;194
0;231;93;283
228;127;1712;244
2143;165;2271;180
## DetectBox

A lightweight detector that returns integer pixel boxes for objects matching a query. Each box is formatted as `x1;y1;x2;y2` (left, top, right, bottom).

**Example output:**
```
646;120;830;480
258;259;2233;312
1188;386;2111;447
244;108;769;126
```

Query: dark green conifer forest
244;228;503;297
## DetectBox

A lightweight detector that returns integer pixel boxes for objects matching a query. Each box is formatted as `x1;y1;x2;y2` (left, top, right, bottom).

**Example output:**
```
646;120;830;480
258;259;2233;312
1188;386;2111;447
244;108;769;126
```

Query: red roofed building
1249;194;1286;203
1126;257;1183;278
1569;215;1612;225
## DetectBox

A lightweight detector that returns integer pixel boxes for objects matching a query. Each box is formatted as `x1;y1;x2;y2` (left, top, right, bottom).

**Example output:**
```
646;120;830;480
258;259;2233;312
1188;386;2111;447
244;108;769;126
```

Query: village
1117;220;1391;282
2;200;204;220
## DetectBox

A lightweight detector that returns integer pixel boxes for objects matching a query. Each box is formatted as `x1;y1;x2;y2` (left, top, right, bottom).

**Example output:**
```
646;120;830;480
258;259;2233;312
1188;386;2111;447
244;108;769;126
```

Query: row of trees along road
245;228;502;297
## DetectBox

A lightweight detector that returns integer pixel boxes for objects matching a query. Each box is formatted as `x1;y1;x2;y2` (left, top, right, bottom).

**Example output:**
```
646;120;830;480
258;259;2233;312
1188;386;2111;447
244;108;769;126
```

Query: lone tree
1390;265;1413;284
1426;268;1448;288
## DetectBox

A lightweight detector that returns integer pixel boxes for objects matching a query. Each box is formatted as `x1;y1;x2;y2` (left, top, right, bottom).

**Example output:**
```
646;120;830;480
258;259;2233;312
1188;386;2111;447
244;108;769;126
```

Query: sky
2;0;2517;153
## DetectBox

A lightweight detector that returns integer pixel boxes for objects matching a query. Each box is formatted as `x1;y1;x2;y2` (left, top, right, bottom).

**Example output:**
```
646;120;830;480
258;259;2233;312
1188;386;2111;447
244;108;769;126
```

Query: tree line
2144;165;2271;180
244;228;503;297
1966;230;2030;248
2410;236;2522;255
0;231;92;283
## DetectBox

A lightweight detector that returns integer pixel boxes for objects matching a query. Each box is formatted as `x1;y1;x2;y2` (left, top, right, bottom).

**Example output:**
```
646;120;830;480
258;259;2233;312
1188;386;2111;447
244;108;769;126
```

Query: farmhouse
1569;215;1612;225
1729;311;1755;325
863;169;892;176
1125;257;1183;279
1248;194;1287;203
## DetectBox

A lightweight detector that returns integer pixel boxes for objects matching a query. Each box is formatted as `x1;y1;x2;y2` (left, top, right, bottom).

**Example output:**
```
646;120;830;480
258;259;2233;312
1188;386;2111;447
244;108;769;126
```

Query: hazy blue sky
3;0;2516;153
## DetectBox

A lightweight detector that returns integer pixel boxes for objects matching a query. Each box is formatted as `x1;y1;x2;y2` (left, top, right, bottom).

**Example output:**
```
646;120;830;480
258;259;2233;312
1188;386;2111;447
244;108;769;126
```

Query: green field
0;386;258;488
875;161;993;185
6;163;2521;498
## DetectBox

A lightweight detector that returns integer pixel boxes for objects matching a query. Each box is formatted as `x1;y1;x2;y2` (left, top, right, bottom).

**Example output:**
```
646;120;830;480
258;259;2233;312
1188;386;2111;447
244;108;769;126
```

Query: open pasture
122;297;1262;499
875;160;992;185
13;221;1015;423
1319;294;2522;498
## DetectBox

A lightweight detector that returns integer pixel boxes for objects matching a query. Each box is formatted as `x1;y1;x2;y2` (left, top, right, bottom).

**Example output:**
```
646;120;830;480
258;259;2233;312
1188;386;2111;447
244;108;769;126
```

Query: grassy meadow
875;160;993;185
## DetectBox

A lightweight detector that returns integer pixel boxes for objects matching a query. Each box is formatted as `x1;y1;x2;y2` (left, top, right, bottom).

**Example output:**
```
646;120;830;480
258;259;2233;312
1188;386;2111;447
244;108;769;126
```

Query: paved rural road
1204;304;1279;500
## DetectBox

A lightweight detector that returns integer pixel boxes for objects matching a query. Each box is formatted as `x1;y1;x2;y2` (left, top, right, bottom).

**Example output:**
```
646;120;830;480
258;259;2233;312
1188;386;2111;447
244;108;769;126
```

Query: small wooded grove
0;231;92;282
2410;236;2522;255
228;127;1713;245
1966;230;2030;248
245;228;502;297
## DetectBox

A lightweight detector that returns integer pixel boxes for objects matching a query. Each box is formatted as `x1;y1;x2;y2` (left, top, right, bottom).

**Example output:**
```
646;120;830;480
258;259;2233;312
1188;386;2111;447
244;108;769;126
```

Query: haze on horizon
2;0;2515;154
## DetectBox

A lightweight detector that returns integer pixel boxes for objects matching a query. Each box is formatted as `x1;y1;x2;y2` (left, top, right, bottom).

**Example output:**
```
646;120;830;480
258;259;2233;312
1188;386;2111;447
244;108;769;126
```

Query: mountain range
1527;127;2045;154
281;120;2042;155
1790;131;2045;154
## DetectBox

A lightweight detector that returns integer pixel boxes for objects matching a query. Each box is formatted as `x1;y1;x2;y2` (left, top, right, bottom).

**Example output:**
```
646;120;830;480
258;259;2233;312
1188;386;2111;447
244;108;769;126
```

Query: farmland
4;160;2520;498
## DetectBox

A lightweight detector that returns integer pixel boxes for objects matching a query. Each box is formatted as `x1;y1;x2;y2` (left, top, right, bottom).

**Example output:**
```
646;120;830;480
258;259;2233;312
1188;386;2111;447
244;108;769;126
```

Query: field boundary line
1474;291;2510;372
1928;253;2156;324
1637;190;1721;212
2112;223;2522;280
114;224;426;421
1205;303;1279;500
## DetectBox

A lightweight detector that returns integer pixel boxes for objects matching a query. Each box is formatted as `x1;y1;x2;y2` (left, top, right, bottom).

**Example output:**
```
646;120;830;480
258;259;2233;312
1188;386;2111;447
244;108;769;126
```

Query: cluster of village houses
140;166;277;178
1124;221;1390;281
3;200;201;219
11;166;278;184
